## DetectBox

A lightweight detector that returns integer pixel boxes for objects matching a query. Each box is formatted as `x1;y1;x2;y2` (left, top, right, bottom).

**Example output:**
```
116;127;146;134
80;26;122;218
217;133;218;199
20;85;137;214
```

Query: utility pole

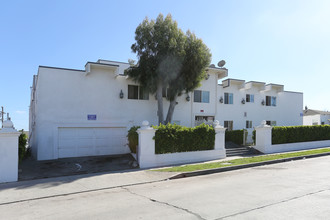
0;106;5;128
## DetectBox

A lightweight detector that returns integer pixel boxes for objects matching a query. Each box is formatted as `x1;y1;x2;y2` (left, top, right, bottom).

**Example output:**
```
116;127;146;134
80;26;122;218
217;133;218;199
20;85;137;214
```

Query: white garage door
58;127;128;158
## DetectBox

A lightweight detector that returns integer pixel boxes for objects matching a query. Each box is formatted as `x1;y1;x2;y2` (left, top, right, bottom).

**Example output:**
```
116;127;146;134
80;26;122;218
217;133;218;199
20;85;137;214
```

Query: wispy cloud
15;110;26;114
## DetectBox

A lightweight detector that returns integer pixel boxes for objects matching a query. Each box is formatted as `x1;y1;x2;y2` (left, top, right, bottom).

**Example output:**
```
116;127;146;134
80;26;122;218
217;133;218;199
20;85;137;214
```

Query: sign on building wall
87;114;97;120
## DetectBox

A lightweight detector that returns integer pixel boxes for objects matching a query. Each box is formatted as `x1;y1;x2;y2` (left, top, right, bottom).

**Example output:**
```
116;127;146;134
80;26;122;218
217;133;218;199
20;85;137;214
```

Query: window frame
224;120;233;131
224;93;233;104
246;94;254;103
128;85;139;100
266;96;276;106
246;120;252;129
128;85;149;100
194;90;210;103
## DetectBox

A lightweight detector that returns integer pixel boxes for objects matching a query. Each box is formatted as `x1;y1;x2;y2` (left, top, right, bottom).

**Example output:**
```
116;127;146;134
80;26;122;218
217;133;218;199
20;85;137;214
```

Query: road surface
1;156;330;219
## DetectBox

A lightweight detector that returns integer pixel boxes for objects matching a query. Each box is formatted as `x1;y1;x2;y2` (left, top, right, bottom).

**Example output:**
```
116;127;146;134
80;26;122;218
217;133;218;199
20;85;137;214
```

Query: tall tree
126;14;211;125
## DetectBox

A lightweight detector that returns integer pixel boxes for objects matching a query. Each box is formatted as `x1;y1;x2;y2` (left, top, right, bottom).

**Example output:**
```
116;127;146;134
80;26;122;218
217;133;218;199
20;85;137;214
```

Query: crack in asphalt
122;187;206;220
0;179;167;206
216;188;330;220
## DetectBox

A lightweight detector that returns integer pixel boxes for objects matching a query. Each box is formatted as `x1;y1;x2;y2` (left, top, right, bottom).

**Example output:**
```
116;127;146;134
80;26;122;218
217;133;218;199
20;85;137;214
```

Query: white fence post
254;120;272;153
0;119;20;183
213;120;226;153
137;121;156;169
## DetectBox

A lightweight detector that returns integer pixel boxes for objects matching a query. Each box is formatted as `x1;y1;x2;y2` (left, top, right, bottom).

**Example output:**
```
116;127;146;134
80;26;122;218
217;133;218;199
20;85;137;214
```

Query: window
195;116;214;126
246;94;254;103
128;85;149;100
224;121;233;131
194;90;210;103
139;86;149;100
128;85;138;99
224;93;233;104
266;96;276;106
266;121;276;126
246;120;252;128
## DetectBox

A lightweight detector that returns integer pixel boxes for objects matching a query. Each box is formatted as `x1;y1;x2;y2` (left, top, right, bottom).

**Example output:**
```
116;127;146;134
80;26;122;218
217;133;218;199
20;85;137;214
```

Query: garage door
58;127;128;158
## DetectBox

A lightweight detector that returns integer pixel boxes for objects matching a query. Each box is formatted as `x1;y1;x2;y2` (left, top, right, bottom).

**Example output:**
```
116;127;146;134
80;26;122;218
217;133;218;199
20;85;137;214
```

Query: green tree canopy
126;13;211;125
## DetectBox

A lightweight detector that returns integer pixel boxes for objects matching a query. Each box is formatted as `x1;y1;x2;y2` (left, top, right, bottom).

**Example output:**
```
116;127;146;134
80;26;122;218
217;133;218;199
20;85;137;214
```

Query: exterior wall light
219;97;223;103
205;73;210;80
119;90;124;99
186;95;190;102
241;98;245;104
261;100;265;105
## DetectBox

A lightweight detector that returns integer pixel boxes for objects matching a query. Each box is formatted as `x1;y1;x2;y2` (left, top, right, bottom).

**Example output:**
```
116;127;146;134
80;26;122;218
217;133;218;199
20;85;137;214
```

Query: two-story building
29;60;303;160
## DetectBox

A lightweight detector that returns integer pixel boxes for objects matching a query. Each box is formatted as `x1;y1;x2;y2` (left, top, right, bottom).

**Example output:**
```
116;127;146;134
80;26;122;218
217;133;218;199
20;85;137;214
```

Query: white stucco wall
320;114;330;125
0;122;20;183
216;82;303;142
303;115;320;125
303;114;330;125
30;60;303;160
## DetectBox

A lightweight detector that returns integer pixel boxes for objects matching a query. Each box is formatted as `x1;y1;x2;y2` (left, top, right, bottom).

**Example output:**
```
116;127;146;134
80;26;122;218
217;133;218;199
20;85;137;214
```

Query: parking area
18;154;137;181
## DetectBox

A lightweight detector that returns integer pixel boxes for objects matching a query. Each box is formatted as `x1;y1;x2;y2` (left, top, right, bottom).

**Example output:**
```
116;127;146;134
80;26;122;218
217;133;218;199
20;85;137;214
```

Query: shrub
252;130;256;144
127;126;140;153
18;130;27;162
225;129;245;145
272;125;330;145
154;123;215;154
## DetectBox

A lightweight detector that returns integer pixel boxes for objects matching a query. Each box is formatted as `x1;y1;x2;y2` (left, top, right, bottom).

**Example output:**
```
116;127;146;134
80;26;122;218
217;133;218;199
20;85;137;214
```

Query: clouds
15;110;26;114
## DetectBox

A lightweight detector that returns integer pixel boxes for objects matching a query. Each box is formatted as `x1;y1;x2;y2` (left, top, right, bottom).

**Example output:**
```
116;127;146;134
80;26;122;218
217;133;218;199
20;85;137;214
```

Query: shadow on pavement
18;154;138;181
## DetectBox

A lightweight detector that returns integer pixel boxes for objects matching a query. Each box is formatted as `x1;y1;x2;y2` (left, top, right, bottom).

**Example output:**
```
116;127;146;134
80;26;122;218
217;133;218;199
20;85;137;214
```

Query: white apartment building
29;60;303;160
303;109;330;125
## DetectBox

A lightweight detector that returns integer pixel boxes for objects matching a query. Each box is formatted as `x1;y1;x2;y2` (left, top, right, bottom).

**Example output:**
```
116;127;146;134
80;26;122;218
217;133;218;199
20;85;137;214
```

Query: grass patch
154;147;330;172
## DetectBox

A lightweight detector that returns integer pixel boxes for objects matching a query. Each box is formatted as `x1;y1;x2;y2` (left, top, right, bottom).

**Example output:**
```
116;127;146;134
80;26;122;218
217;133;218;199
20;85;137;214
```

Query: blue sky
1;0;329;131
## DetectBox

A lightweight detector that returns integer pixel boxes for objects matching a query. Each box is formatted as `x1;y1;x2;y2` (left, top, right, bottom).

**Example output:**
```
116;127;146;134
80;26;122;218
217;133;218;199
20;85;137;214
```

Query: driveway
18;154;137;181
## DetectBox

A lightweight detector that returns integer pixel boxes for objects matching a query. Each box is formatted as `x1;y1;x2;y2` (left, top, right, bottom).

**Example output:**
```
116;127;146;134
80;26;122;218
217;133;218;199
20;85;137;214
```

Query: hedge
272;125;330;145
154;123;215;154
19;130;28;162
225;129;245;145
127;123;216;154
252;130;256;144
127;126;140;153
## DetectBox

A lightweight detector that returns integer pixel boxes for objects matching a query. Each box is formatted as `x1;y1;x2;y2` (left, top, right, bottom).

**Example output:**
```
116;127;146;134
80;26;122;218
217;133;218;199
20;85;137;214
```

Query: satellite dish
209;64;215;68
218;60;226;68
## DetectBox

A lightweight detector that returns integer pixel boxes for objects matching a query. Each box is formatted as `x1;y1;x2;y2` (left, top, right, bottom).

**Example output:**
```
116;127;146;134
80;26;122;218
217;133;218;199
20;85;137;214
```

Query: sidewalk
0;169;177;205
1;154;248;205
2;148;330;205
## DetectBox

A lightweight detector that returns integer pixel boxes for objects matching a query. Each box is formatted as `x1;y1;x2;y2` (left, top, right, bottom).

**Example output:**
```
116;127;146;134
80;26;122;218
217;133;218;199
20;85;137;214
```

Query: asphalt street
1;156;330;219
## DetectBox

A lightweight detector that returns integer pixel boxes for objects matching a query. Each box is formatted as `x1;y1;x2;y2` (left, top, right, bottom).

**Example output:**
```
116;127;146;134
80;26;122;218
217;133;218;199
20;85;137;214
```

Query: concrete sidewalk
0;155;246;205
0;169;177;205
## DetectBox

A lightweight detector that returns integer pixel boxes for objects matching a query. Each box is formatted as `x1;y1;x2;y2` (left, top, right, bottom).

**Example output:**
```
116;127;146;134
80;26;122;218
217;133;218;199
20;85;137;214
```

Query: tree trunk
165;94;178;124
156;81;164;125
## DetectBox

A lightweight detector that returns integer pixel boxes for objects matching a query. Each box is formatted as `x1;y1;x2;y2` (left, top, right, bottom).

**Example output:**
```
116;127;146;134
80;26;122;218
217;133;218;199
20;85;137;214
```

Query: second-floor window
266;96;276;106
128;85;149;100
246;94;254;103
224;93;233;104
194;90;210;103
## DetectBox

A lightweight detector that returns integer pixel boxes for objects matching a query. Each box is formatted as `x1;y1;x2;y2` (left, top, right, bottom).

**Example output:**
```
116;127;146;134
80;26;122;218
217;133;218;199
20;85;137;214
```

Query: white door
58;127;129;158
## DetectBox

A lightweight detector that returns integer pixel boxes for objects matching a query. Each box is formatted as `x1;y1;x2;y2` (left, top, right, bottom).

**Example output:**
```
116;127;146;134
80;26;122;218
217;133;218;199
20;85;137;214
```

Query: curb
169;152;330;180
